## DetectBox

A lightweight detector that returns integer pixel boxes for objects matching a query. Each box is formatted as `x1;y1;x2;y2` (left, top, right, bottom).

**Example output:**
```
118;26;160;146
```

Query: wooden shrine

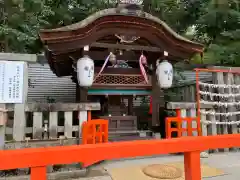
39;0;204;133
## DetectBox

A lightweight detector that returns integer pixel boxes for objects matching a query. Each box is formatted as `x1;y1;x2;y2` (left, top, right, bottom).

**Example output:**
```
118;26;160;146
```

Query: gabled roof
39;8;204;77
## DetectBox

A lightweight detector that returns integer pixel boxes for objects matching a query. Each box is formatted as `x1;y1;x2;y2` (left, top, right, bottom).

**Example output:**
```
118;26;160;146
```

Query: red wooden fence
82;119;108;145
166;109;202;138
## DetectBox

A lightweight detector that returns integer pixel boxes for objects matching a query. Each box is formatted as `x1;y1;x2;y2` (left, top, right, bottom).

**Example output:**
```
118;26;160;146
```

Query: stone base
200;152;209;158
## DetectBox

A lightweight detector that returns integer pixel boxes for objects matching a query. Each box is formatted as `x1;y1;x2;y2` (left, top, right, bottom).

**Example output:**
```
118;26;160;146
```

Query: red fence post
87;111;91;121
165;117;171;139
31;166;47;180
184;151;201;180
176;109;181;117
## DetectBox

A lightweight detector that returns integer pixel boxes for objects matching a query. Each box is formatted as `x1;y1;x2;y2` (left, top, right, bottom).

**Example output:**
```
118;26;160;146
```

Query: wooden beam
166;102;213;109
0;53;37;62
86;51;141;61
91;42;162;52
5;103;101;112
52;48;180;62
54;50;142;62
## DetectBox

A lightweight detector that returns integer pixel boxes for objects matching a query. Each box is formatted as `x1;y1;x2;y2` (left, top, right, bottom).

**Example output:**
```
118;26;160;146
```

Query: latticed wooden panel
94;74;147;85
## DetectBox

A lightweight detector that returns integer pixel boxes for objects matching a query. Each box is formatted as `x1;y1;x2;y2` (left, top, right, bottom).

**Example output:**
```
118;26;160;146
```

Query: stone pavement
77;151;240;180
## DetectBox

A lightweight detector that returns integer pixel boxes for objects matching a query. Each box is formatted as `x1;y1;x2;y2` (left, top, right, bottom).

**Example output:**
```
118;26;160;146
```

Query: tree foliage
0;0;115;53
0;0;240;66
0;0;54;53
191;0;240;66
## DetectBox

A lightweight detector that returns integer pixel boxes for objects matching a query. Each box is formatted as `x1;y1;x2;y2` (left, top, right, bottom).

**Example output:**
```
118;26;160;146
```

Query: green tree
0;0;55;53
1;0;240;67
146;0;206;33
194;0;240;66
0;0;116;53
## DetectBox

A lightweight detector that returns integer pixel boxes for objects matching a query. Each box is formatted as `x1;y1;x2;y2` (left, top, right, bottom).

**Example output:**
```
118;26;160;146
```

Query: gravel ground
91;152;240;180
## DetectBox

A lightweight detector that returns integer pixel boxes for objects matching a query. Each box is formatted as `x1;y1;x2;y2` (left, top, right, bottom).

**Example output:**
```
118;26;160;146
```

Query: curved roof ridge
40;8;202;46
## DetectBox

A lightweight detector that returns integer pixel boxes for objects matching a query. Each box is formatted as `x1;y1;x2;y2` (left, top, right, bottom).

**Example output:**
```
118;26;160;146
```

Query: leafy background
0;0;239;66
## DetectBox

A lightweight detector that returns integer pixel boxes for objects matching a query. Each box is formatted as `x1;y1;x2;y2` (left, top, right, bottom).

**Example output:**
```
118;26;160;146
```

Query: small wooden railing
0;103;100;149
0;134;240;180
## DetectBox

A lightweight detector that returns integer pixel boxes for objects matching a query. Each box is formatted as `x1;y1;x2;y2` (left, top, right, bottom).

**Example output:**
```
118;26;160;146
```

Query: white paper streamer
200;100;240;107
198;81;240;125
199;81;240;89
199;90;240;98
201;119;240;125
200;110;240;117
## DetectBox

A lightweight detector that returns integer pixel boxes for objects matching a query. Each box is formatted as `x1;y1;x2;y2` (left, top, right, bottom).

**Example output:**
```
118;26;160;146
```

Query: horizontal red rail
1;134;240;180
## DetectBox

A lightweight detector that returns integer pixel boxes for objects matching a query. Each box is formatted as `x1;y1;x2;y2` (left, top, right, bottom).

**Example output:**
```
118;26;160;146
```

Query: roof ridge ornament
119;0;143;5
115;34;140;43
116;0;143;43
117;0;143;12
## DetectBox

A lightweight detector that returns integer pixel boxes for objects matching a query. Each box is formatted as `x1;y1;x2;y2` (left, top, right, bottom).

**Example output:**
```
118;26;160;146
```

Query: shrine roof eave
44;48;191;78
39;8;204;56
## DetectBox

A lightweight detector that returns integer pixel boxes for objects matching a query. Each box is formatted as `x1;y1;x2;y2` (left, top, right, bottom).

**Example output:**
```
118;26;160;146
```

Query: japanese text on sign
0;61;26;103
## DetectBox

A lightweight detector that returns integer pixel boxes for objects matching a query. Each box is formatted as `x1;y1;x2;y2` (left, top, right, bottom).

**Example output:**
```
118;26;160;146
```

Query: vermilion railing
166;109;202;138
82;119;108;145
81;118;109;167
0;134;240;180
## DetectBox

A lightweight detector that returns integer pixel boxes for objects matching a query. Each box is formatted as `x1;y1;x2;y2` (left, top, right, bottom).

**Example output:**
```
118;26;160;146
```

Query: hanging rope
94;52;149;84
139;54;149;84
94;52;112;82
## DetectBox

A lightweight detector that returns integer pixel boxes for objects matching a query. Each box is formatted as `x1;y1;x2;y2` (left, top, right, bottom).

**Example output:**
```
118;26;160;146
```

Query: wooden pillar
80;88;88;102
0;105;7;149
128;96;133;115
151;63;162;127
13;62;28;143
76;84;80;102
75;76;88;103
184;151;201;180
77;78;88;141
78;46;90;143
77;46;90;103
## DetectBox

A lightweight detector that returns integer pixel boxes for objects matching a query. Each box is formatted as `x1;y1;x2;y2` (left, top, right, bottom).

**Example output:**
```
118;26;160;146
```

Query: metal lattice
94;74;147;85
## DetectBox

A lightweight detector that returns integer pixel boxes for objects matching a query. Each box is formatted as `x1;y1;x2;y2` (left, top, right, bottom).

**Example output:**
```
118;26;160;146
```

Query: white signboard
0;61;26;103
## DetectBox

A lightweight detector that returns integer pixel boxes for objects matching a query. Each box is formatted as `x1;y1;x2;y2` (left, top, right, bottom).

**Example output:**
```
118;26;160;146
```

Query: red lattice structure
82;119;109;145
81;118;109;167
166;110;202;139
94;74;150;86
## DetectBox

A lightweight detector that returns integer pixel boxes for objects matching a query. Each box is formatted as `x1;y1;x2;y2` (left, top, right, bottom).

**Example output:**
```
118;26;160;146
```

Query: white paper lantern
77;55;94;87
156;60;173;89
